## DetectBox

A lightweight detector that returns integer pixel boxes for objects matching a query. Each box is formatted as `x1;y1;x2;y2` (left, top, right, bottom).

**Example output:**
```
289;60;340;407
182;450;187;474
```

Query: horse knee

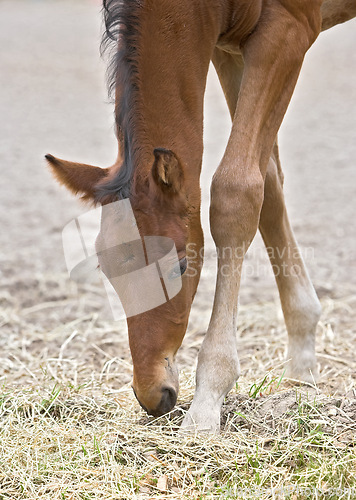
210;171;264;244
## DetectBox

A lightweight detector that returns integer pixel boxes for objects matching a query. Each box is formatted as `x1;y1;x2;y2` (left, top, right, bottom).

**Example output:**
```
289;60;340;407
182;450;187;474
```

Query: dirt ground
0;1;355;402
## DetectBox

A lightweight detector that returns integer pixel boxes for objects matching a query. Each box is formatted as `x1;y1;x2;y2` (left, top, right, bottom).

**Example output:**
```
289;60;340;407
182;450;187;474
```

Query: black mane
97;0;142;201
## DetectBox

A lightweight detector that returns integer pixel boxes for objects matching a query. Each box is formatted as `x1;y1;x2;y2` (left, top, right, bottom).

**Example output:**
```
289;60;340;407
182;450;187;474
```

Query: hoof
179;407;220;435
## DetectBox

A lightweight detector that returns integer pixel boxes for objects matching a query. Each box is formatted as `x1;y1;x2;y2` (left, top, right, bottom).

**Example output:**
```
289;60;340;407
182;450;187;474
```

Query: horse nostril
159;386;177;414
147;387;177;417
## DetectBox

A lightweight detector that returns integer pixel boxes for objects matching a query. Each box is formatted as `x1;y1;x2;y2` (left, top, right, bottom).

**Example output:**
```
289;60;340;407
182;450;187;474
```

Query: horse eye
169;257;187;280
179;257;187;275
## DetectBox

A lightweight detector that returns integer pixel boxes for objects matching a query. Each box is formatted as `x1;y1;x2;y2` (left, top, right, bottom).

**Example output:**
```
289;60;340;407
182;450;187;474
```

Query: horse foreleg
260;145;321;383
180;0;322;433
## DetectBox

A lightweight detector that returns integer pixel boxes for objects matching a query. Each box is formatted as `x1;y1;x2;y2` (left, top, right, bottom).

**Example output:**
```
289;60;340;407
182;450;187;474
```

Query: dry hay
0;272;355;499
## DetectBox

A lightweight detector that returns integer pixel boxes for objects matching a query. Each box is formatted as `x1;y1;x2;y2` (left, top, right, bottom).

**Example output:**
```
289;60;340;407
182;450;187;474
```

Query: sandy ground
0;1;355;397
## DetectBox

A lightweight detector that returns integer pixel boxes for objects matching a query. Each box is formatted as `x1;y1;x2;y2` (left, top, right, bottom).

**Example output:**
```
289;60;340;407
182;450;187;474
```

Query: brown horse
46;0;356;432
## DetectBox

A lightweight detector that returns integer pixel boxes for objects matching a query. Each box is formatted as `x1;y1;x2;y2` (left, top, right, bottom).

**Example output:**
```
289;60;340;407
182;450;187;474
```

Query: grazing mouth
132;386;177;417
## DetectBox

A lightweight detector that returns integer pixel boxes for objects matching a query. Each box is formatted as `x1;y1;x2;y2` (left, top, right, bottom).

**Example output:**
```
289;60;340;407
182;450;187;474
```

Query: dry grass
0;272;355;499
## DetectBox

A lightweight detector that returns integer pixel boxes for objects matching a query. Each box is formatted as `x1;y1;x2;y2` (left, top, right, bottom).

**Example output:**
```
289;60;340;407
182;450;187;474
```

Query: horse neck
115;2;222;197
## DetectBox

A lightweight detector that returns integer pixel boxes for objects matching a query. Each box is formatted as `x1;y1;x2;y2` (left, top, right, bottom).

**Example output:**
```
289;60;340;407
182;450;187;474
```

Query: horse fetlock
284;289;321;348
196;344;241;395
181;349;240;434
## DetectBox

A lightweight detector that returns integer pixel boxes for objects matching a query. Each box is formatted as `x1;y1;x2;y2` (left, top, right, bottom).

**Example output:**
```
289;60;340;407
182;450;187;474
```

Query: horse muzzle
133;384;178;417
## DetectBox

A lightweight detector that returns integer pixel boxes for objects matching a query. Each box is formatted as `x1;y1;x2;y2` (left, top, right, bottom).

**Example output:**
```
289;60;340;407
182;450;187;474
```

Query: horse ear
45;154;109;201
151;148;184;194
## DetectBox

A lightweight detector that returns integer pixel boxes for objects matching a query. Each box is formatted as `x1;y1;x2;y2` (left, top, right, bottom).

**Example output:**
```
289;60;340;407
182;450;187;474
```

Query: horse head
46;148;202;417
